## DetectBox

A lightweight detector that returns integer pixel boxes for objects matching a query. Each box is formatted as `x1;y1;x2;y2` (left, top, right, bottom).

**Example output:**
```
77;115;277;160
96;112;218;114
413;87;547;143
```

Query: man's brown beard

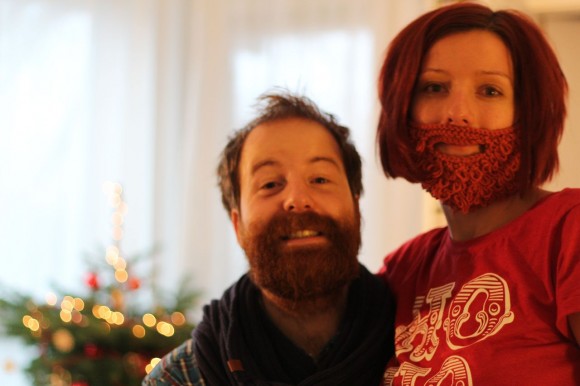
411;123;521;213
239;209;361;303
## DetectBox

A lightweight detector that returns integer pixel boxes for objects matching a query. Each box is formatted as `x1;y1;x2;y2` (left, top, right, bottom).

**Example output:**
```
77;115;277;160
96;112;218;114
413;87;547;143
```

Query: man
143;91;395;386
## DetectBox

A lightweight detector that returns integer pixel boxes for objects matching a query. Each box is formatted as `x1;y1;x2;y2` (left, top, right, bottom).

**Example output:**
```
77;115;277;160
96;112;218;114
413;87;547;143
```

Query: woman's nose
446;92;472;126
447;116;469;125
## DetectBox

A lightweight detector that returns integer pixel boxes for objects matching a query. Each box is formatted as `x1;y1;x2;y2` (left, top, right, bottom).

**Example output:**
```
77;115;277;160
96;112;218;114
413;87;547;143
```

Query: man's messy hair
217;89;363;214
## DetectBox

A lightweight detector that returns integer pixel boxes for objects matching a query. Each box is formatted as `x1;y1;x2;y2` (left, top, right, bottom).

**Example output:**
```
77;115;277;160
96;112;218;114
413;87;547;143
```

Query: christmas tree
0;182;198;386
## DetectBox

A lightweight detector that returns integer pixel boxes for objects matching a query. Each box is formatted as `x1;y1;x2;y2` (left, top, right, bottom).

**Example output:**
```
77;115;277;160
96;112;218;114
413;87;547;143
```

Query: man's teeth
288;230;319;239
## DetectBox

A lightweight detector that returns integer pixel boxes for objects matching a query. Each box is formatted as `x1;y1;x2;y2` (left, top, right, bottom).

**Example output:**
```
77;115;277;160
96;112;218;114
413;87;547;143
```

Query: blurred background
1;0;579;384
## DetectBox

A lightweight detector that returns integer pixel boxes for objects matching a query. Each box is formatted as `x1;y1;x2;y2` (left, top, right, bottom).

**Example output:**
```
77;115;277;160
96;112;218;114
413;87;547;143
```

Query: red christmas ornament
85;272;100;290
128;277;141;290
84;343;102;358
71;382;89;386
124;352;148;375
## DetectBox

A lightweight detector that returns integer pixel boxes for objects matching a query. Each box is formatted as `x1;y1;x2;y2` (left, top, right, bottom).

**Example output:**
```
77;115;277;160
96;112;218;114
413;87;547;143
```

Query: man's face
230;117;360;301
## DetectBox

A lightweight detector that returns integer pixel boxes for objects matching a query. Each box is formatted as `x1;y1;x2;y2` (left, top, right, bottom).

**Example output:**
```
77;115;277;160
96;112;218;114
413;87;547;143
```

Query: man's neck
261;285;350;361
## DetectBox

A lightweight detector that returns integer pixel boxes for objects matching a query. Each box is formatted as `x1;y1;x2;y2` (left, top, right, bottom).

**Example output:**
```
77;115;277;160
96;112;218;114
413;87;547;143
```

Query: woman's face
411;30;515;156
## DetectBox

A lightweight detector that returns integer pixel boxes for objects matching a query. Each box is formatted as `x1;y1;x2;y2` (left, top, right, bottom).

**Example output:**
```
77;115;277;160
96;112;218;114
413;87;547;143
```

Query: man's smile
282;229;327;247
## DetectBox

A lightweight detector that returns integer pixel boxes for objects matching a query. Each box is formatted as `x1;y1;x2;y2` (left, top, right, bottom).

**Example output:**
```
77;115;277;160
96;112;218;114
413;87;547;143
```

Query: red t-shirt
379;188;580;386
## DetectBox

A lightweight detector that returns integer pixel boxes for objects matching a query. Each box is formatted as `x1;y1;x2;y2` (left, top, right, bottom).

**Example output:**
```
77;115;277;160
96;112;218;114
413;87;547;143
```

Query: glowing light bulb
113;258;127;270
73;298;85;311
112;226;123;241
132;325;146;338
106;246;120;265
111;212;124;226
156;321;175;337
61;298;74;311
171;312;186;326
22;315;31;326
146;358;162;374
115;269;128;283
142;313;156;327
98;306;112;320
59;310;72;323
46;293;58;306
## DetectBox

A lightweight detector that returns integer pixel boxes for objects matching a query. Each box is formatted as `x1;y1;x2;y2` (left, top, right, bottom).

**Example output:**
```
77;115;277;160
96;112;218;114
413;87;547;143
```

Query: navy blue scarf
193;264;395;386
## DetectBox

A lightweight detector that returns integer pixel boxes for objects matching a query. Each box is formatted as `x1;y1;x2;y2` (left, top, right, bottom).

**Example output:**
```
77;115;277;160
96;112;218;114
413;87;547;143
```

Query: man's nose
282;182;313;212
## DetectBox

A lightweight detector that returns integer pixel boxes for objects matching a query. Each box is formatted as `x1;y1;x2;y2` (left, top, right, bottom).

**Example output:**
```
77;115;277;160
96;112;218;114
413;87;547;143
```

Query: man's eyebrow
250;159;279;176
250;156;342;176
311;156;342;170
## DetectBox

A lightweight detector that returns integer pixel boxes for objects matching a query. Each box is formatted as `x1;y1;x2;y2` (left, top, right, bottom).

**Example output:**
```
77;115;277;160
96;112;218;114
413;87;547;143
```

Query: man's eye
261;181;279;190
312;177;328;184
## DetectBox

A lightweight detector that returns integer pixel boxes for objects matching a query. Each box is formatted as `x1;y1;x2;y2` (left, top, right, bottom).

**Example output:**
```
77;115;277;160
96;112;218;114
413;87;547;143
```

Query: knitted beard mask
411;123;521;213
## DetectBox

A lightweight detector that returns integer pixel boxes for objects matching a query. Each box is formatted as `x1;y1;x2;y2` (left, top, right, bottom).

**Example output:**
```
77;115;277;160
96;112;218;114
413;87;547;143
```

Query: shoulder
559;187;580;200
537;188;580;212
142;338;205;386
545;189;580;247
377;227;447;280
385;227;447;264
523;188;580;230
549;189;580;224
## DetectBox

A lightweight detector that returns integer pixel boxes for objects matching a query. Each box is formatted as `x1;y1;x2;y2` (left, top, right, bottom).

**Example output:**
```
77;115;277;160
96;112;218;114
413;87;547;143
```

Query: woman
376;2;580;385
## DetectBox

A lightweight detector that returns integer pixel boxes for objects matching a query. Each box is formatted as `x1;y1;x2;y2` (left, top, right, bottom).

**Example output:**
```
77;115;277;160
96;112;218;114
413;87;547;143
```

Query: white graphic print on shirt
384;273;515;386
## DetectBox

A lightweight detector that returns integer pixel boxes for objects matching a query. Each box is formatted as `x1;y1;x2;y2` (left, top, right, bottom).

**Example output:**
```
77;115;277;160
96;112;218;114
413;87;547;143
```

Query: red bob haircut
377;2;568;191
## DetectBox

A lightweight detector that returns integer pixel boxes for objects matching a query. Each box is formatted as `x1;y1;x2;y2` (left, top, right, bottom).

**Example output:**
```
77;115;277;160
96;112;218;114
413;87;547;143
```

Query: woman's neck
442;188;551;242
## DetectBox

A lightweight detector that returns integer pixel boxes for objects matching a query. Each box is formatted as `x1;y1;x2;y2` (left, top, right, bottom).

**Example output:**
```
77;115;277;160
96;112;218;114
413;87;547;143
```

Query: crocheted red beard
411;123;521;213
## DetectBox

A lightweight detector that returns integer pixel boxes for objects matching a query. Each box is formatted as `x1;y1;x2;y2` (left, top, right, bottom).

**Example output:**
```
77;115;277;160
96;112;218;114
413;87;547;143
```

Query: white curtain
0;0;428;383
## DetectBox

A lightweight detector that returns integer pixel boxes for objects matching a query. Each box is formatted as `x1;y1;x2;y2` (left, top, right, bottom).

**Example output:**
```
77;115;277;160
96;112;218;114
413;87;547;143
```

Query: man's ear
230;208;242;245
353;194;361;214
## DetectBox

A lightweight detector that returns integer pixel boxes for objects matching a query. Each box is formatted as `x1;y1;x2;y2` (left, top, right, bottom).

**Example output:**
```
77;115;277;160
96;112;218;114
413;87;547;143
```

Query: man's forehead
239;118;344;173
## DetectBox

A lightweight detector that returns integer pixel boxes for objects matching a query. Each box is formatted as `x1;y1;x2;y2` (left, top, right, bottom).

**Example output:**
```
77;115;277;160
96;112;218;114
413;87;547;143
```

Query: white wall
541;13;580;191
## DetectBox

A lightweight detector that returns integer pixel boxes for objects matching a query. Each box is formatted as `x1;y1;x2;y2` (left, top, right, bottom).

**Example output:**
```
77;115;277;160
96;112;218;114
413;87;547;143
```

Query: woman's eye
422;83;446;94
427;84;443;93
481;86;502;97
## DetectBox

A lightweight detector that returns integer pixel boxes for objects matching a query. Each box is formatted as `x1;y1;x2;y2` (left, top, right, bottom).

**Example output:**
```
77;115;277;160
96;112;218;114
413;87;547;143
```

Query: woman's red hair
377;2;568;191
